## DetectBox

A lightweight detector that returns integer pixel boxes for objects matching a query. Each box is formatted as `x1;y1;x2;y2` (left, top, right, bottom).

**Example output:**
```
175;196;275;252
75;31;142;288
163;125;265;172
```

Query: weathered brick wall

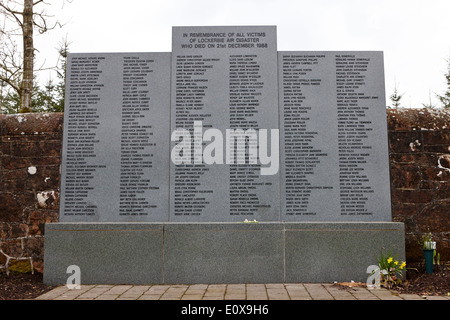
388;108;450;262
0;109;448;274
0;113;63;273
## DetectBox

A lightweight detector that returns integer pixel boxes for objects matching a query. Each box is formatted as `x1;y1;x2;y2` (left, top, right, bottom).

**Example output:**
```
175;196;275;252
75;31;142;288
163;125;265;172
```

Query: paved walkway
35;283;450;300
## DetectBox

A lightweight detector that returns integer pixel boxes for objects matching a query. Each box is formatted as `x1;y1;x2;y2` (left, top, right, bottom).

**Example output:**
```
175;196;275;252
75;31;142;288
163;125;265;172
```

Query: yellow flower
399;262;406;269
394;261;398;265
387;257;393;264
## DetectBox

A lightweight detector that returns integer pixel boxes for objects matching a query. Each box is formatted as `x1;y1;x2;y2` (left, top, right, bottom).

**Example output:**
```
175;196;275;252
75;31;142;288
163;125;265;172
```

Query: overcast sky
33;0;450;108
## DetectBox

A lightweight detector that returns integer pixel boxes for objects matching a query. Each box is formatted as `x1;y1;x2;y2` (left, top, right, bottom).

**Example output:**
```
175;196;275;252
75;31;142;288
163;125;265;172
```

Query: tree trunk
20;0;34;113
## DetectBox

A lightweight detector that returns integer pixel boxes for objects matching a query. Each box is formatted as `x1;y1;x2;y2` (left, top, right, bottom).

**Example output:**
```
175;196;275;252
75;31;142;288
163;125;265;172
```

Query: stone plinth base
43;222;405;285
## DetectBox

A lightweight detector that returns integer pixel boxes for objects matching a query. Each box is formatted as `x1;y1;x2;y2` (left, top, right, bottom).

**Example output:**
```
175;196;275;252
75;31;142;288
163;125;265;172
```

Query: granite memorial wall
60;26;391;223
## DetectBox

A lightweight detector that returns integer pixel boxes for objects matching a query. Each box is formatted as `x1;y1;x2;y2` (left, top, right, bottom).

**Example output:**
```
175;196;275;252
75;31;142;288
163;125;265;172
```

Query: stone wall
388;108;450;262
0;109;448;274
0;113;63;273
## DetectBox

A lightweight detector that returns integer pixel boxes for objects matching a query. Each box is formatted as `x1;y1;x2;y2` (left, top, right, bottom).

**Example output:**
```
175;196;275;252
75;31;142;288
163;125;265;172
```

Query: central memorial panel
169;26;281;222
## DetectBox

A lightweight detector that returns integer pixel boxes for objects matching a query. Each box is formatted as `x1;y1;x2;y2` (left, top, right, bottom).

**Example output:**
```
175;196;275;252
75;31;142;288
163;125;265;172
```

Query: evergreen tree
53;38;70;112
0;40;69;113
389;83;403;108
422;90;437;109
436;58;450;108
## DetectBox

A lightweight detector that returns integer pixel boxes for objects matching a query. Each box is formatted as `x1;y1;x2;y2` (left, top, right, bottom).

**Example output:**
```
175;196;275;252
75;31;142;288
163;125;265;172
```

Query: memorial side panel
60;52;171;222
170;26;281;222
279;51;391;221
279;52;340;220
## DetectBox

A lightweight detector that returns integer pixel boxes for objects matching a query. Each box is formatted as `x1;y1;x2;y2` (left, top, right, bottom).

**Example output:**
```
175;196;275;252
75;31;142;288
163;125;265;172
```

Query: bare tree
0;0;69;113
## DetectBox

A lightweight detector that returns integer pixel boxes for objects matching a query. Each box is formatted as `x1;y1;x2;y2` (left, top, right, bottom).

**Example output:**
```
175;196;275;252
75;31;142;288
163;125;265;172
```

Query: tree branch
0;3;23;27
0;2;23;16
0;68;21;93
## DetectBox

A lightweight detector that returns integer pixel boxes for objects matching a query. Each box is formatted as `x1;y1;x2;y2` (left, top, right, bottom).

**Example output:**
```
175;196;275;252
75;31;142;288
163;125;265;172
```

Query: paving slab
325;286;357;300
424;296;448;300
104;285;133;295
94;294;120;300
138;294;162;300
303;284;334;300
397;294;426;300
181;295;204;300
